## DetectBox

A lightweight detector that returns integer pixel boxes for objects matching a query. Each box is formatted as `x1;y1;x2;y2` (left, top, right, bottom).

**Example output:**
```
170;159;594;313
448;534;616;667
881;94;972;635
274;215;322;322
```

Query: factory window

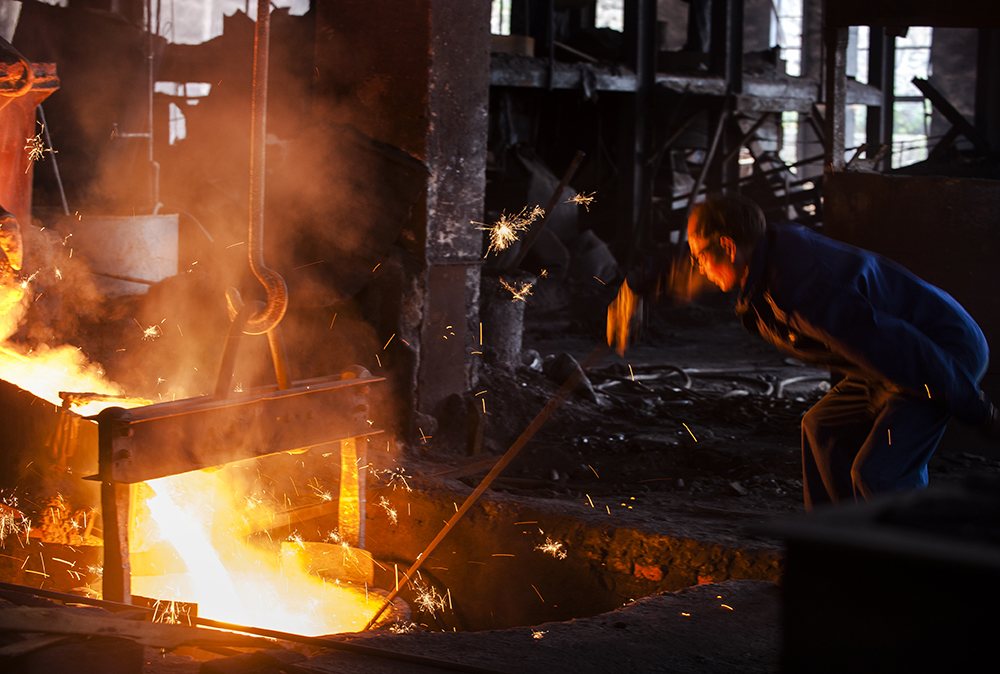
491;0;512;35
595;0;625;33
851;26;870;85
772;0;804;168
158;0;308;44
892;27;933;167
167;103;186;145
770;0;803;77
779;111;799;167
846;26;870;156
155;82;211;145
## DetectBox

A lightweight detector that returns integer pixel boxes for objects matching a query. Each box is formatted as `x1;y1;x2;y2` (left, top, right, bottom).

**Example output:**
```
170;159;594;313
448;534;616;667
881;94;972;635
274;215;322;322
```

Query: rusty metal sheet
98;374;384;484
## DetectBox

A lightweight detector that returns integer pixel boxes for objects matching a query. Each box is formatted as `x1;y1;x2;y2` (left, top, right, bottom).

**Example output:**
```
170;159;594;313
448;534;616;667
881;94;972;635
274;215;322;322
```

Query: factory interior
1;0;1000;672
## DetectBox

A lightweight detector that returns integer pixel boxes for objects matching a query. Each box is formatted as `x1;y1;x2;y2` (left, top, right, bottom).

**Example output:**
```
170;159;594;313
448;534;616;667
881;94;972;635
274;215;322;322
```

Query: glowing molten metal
0;319;378;634
131;469;377;636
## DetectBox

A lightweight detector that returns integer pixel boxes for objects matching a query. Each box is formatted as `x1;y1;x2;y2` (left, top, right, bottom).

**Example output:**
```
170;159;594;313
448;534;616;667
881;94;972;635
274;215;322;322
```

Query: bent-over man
687;194;997;508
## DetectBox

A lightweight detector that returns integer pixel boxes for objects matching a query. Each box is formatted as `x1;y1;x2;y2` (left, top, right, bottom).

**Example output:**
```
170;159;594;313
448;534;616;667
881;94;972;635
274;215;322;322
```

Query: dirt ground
7;296;1000;674
463;296;1000;523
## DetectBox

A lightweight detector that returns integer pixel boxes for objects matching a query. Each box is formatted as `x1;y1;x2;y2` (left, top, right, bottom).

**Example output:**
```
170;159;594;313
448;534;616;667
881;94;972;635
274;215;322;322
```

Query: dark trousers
800;377;950;509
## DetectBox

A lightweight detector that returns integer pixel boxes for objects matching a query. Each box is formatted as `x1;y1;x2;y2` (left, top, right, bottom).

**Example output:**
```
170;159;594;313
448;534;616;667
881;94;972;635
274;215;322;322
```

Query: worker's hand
0;208;23;272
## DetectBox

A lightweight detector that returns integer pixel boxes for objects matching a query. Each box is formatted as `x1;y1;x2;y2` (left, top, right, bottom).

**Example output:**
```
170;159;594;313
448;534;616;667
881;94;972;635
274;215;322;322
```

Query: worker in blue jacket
687;194;998;509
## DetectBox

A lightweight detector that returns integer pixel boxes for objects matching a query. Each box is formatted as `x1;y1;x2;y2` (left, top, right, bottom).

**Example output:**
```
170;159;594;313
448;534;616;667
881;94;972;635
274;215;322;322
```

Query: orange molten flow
606;279;639;356
130;469;378;636
0;342;137;416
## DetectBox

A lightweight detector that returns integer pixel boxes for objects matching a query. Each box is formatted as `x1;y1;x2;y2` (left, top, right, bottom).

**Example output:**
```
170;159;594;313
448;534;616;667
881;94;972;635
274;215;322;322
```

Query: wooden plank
0;606;273;650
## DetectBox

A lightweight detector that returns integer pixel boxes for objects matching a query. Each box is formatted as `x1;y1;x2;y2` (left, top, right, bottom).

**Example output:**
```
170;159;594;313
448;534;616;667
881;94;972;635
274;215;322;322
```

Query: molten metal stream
131;470;377;636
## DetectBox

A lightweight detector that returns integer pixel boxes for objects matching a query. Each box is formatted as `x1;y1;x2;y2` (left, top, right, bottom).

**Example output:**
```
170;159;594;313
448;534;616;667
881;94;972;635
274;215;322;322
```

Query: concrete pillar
313;0;488;428
798;0;824;179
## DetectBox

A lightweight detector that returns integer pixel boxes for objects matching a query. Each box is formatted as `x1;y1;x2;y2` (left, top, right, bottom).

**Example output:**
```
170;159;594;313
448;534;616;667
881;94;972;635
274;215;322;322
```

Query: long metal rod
36;106;69;216
362;346;607;631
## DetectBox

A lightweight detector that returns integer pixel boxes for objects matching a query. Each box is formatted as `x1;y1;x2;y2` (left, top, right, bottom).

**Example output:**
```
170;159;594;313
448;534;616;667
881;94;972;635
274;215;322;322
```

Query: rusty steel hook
240;0;287;336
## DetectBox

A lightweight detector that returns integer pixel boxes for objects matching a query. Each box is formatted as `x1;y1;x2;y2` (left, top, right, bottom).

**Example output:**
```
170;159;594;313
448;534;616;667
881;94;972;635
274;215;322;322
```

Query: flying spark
308;482;334;502
24;123;57;172
0;493;30;546
476;205;544;256
535;537;568;560
378;497;398;525
567;191;597;212
500;276;535;302
372;465;414;492
532;630;547;639
152;599;193;626
412;580;448;617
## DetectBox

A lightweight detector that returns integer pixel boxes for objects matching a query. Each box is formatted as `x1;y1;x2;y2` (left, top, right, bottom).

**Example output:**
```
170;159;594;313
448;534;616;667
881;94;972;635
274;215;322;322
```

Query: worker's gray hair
690;194;766;247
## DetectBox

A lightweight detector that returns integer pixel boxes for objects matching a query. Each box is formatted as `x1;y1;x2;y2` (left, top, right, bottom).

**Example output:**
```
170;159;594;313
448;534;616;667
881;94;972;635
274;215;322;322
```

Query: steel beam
96;374;383;484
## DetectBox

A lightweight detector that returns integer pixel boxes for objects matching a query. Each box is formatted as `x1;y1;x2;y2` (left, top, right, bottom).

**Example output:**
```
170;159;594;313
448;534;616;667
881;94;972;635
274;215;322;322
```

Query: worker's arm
788;285;990;426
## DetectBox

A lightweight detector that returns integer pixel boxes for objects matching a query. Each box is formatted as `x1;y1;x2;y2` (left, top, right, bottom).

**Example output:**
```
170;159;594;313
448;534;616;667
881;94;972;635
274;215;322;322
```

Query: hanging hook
240;0;287;335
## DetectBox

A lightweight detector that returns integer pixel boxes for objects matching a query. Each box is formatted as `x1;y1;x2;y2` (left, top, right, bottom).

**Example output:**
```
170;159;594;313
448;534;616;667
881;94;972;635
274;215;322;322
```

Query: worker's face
687;223;740;292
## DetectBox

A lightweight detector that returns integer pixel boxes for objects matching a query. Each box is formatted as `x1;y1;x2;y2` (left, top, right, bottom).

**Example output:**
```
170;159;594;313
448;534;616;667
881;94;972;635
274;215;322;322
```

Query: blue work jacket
735;223;990;425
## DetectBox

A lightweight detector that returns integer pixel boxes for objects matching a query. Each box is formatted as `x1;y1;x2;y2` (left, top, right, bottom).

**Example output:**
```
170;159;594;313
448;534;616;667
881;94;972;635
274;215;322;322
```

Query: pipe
243;0;288;336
